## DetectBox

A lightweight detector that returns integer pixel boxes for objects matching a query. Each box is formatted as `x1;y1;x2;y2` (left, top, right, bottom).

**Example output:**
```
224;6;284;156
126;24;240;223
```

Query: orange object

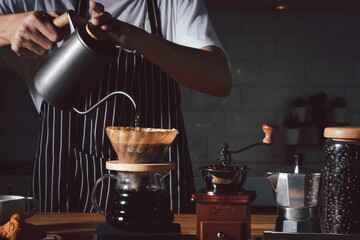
0;214;47;240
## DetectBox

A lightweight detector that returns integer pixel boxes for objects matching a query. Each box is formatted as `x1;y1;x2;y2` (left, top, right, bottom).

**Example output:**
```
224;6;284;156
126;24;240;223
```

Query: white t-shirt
0;0;224;112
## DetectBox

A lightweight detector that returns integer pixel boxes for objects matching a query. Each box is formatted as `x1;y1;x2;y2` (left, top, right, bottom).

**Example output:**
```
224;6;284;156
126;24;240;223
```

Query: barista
0;0;231;213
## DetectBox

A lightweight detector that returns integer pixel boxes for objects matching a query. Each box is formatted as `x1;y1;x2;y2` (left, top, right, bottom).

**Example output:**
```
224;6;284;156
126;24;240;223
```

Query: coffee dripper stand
191;124;276;240
91;161;180;234
91;125;181;237
266;153;322;233
33;10;179;238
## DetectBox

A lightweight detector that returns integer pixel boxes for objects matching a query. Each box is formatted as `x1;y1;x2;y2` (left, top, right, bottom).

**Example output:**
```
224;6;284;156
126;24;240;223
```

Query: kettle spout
266;173;278;192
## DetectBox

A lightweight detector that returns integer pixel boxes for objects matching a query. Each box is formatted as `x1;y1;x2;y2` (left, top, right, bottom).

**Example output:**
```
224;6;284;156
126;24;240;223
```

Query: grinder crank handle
222;124;277;156
262;124;277;144
217;124;276;166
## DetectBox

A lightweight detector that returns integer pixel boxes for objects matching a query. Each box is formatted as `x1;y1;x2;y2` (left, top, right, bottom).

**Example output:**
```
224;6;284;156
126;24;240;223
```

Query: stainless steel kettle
34;10;118;110
266;154;322;233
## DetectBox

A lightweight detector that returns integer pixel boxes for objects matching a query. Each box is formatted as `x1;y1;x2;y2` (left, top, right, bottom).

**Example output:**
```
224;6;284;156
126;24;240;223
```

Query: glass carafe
91;162;175;228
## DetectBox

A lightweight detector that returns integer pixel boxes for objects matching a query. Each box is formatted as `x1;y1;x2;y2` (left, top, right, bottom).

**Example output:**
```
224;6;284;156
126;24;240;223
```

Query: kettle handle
53;12;70;28
52;10;79;33
53;11;109;41
91;174;118;216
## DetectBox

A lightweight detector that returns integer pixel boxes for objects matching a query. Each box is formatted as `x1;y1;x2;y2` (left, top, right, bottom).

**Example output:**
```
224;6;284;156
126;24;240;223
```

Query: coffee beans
322;139;360;234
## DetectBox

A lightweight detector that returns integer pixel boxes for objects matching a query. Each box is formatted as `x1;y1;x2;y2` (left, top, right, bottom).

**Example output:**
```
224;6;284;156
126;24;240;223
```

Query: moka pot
266;154;322;233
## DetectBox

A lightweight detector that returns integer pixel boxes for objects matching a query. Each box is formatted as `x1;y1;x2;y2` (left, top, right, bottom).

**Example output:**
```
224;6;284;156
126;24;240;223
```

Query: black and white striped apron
30;0;195;214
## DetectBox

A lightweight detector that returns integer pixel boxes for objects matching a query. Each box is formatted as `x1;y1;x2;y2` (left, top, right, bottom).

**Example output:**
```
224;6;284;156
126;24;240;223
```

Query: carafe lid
324;126;360;140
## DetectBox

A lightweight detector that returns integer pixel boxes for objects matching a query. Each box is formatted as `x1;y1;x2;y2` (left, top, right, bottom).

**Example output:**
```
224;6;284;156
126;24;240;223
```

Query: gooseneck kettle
34;10;118;111
34;11;140;125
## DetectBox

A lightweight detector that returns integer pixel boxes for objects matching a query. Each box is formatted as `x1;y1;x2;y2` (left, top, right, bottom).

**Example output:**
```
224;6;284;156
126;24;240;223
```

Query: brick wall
182;7;360;195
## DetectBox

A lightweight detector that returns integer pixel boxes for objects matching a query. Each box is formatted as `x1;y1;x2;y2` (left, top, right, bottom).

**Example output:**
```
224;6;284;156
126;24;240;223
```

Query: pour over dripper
92;126;178;230
106;127;178;163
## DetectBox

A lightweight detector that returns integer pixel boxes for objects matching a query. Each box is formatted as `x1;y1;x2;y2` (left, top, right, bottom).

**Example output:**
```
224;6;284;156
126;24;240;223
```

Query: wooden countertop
27;213;276;239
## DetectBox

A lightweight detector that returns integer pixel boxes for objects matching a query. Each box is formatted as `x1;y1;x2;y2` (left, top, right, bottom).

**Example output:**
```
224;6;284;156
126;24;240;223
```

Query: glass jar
322;127;360;234
91;162;175;228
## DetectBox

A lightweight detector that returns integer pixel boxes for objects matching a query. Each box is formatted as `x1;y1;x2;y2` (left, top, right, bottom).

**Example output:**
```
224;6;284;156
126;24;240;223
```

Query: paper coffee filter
106;126;178;163
106;127;178;144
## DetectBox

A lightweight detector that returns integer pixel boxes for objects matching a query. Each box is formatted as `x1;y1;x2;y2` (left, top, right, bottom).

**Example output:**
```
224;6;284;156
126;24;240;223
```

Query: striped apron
31;0;195;214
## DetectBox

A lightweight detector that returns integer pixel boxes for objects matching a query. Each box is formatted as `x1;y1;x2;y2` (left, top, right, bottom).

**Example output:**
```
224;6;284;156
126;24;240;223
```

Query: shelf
295;122;350;128
283;122;351;163
285;144;322;148
285;144;323;164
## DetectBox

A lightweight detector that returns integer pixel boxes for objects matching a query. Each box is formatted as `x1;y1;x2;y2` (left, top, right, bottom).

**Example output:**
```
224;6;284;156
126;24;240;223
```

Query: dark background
1;0;360;208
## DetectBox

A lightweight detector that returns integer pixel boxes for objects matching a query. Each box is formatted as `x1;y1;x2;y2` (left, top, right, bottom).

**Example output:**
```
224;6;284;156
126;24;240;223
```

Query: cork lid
106;161;175;172
324;126;360;140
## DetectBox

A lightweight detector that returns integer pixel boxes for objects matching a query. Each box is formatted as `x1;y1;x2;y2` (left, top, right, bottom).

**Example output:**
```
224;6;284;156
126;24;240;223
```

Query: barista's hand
90;1;145;50
6;11;63;59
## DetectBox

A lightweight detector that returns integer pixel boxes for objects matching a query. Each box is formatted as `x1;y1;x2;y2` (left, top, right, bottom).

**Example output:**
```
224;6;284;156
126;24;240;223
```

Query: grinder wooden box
191;193;252;240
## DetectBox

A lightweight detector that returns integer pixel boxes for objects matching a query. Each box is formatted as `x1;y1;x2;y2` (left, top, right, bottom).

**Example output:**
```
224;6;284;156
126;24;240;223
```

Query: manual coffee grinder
92;127;181;239
191;124;275;240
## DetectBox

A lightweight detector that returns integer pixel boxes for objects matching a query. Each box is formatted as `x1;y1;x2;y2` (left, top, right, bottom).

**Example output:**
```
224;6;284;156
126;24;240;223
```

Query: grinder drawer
200;220;246;240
